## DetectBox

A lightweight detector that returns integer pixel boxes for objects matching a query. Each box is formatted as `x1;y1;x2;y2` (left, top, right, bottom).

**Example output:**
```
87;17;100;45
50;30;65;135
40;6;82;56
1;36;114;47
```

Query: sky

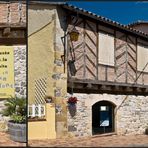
67;1;148;25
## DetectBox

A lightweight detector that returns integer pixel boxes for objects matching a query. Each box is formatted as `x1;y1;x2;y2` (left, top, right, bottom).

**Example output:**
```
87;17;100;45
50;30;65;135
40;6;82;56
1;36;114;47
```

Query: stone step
92;132;117;138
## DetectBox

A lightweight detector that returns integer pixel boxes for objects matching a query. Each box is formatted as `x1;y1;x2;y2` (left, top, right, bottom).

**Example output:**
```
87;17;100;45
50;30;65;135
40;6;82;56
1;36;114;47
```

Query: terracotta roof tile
63;3;148;39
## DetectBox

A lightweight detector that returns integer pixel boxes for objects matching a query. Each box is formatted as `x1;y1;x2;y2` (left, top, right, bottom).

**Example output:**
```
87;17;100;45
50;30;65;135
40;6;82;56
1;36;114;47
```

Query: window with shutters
99;32;115;66
137;44;148;72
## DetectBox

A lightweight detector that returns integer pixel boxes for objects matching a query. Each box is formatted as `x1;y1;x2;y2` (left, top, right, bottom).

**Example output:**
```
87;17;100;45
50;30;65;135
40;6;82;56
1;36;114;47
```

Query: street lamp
69;27;79;42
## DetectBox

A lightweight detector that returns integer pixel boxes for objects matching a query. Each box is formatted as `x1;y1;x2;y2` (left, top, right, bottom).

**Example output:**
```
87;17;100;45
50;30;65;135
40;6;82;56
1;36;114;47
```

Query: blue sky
67;1;148;25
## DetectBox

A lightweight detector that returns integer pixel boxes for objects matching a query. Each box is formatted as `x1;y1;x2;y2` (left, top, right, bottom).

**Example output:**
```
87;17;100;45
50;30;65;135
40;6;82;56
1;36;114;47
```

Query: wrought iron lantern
69;27;79;42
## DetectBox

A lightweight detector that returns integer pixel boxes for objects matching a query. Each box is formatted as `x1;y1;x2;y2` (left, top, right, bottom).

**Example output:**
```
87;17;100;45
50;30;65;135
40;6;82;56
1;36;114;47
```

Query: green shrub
1;96;26;123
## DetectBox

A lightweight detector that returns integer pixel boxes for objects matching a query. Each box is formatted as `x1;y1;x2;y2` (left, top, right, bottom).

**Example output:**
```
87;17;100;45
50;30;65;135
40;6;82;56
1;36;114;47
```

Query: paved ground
0;132;26;147
28;134;148;147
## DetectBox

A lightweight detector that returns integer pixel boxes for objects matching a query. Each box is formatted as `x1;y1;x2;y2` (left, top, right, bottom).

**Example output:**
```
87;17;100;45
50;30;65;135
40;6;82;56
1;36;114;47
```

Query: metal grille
34;78;47;105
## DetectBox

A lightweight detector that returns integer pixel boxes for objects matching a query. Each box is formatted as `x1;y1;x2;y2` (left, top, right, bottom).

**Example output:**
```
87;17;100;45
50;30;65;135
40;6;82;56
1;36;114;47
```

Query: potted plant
1;96;26;143
45;95;54;103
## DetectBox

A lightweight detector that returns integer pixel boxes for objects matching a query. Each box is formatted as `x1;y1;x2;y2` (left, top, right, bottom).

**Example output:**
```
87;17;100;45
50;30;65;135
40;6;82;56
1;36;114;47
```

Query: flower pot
68;103;77;117
8;121;26;143
68;103;76;107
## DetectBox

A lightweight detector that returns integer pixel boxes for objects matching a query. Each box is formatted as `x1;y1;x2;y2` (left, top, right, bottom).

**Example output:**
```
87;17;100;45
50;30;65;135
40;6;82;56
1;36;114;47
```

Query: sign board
100;120;109;126
0;46;15;98
100;108;109;127
100;106;107;111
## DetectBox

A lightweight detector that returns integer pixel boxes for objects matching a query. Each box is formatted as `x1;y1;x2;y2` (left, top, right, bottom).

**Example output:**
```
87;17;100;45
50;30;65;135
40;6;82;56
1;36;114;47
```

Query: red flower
67;97;78;104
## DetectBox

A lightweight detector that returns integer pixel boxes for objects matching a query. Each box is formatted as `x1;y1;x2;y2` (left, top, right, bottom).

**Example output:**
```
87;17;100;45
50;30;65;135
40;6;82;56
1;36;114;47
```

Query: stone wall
53;6;68;138
67;93;148;137
67;93;91;137
14;46;26;98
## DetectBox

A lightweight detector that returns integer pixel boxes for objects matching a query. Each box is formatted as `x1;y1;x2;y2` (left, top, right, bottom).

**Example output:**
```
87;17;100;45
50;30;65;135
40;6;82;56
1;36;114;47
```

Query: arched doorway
92;100;116;135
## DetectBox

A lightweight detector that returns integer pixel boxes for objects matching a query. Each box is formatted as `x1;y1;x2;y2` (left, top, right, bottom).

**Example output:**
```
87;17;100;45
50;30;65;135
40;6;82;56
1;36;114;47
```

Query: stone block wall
14;46;26;98
117;95;148;135
67;93;148;137
67;94;91;137
53;7;68;138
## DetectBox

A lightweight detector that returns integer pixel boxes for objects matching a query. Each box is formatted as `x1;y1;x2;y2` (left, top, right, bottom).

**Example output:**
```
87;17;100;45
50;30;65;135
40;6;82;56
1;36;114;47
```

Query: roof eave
29;1;66;5
62;4;148;40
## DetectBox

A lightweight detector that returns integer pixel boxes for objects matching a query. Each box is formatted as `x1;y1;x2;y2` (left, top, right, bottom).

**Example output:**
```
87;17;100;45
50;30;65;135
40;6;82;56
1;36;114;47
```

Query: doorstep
92;132;117;138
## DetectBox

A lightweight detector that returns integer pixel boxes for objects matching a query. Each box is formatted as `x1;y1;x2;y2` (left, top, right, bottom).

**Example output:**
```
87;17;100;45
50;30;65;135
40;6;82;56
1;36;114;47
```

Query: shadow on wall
145;127;148;135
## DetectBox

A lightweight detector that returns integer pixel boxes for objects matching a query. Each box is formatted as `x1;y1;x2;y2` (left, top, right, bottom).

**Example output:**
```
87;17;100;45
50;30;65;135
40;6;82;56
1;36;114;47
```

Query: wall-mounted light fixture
69;27;79;42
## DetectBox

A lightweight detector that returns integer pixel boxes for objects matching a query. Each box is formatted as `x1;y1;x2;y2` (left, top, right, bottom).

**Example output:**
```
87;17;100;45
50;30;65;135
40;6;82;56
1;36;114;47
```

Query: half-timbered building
28;2;148;139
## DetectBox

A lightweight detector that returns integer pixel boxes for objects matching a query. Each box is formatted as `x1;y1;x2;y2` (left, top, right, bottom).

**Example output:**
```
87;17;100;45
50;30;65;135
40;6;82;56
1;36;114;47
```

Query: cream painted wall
28;103;56;139
28;4;68;139
28;5;56;104
28;5;56;36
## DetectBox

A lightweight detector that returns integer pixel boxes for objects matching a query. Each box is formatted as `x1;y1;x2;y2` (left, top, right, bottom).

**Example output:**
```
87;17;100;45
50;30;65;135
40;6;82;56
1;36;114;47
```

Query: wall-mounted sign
100;120;109;127
100;107;109;127
0;46;14;98
100;106;109;111
100;106;106;111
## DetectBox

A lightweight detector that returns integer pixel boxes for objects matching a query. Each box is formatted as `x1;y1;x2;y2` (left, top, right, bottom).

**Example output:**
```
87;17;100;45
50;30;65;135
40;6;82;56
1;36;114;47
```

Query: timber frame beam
68;78;148;95
0;24;26;45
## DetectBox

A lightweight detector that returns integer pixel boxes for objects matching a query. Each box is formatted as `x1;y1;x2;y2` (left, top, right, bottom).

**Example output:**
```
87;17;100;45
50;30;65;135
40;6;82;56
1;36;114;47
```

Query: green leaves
1;96;26;123
11;114;26;123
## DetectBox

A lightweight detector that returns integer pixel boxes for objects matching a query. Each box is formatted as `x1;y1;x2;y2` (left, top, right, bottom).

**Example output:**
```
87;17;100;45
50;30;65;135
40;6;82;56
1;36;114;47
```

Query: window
137;44;148;72
99;32;115;66
100;106;109;111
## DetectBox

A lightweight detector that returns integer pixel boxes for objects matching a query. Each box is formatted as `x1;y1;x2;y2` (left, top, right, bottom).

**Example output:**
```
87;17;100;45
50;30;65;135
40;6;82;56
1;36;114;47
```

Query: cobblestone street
28;134;148;147
0;132;26;147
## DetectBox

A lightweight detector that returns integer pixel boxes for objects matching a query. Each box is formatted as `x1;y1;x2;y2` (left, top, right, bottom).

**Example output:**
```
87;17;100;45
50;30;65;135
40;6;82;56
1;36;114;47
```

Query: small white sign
100;106;107;111
100;120;109;126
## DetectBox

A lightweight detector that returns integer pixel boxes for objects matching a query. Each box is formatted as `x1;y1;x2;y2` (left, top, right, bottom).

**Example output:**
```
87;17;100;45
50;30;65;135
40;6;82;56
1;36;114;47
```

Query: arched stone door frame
85;94;120;136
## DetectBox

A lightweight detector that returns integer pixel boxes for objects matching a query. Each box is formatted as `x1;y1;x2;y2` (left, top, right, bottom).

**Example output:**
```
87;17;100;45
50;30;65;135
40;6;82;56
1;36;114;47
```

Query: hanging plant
67;96;78;104
67;96;78;117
